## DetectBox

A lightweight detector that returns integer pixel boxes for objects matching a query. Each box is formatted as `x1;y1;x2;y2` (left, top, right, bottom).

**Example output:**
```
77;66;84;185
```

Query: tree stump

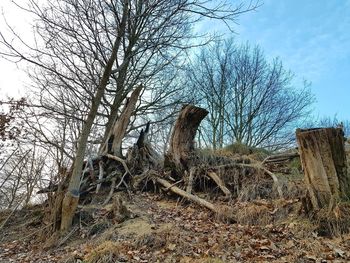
100;85;142;156
296;128;350;211
165;105;208;172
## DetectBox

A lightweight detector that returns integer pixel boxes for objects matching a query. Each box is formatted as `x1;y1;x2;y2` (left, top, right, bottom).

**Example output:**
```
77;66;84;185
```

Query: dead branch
165;179;184;191
101;86;142;156
207;171;232;198
154;176;236;222
262;152;299;164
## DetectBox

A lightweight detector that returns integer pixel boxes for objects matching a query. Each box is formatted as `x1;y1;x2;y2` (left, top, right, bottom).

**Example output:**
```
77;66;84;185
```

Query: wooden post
296;128;350;211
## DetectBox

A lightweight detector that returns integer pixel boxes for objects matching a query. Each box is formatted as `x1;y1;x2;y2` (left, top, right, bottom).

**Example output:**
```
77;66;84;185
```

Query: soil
1;192;350;263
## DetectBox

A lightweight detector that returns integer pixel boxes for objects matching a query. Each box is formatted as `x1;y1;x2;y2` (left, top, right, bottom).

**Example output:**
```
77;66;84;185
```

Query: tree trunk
100;85;142;156
296;128;350;211
166;105;208;171
99;58;132;150
60;3;129;232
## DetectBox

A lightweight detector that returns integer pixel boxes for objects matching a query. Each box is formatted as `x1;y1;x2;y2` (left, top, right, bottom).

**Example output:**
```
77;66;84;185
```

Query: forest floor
1;144;350;262
1;191;350;263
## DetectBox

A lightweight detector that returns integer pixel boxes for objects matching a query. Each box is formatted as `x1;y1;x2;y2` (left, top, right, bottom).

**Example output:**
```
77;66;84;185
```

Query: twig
165;179;184;191
0;195;25;232
57;226;79;246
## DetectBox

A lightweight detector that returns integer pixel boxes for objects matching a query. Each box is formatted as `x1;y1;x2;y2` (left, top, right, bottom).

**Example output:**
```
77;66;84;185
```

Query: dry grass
180;257;226;263
316;202;350;237
233;202;271;225
231;198;303;227
84;241;130;263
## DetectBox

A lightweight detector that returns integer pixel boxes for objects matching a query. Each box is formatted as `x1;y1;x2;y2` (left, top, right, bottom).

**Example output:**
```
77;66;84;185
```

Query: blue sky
231;0;350;120
0;0;349;121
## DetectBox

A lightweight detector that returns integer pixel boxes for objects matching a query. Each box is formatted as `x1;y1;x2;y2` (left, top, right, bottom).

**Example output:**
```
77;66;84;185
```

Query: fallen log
154;176;236;222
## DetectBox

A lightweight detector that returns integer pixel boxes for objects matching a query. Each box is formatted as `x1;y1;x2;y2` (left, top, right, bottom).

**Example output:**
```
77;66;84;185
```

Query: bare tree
0;99;49;210
305;116;350;138
187;39;314;149
1;0;258;231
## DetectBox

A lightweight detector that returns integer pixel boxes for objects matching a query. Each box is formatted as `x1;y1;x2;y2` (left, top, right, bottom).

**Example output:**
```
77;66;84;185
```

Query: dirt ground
1;191;350;263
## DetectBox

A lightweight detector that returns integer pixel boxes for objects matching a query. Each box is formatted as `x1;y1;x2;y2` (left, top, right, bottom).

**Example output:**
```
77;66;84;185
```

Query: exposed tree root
103;177;117;206
185;168;195;194
105;154;131;175
210;162;283;198
96;161;104;194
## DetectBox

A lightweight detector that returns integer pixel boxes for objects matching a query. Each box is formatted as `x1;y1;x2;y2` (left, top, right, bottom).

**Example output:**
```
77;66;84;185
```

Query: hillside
1;191;350;263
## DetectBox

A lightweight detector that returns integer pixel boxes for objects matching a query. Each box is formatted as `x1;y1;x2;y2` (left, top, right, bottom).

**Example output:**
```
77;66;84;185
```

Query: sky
232;0;350;120
0;0;349;120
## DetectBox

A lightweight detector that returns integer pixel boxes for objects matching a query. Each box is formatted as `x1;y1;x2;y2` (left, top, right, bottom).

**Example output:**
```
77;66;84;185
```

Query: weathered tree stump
296;128;350;211
100;85;142;156
165;105;208;172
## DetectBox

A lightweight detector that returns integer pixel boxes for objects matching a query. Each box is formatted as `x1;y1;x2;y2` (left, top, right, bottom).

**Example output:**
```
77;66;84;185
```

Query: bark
60;2;129;232
166;105;208;171
127;122;162;175
100;85;142;156
296;128;350;211
100;59;131;148
60;190;79;233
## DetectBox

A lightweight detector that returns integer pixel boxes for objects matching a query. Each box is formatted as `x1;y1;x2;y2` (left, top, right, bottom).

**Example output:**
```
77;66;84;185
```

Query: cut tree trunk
166;105;208;172
296;128;350;211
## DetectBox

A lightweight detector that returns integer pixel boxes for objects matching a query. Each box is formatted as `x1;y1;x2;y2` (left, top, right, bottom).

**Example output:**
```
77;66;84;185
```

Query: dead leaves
1;193;350;262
